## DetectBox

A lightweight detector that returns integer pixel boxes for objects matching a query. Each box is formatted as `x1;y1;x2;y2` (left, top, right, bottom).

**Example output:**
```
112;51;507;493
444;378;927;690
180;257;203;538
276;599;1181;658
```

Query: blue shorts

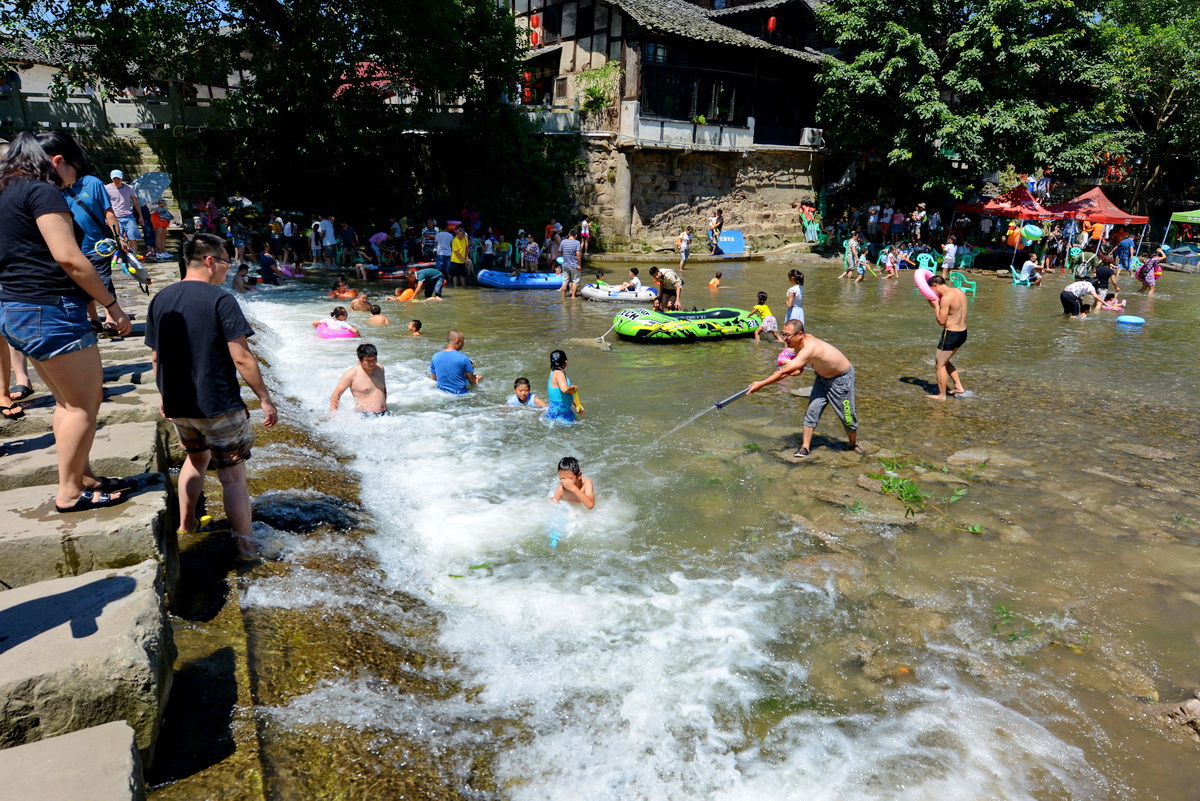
0;296;98;361
117;215;140;240
435;254;451;274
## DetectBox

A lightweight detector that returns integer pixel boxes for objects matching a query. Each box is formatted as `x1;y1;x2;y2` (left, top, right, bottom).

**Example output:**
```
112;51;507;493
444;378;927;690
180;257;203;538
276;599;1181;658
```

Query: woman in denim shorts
0;132;133;512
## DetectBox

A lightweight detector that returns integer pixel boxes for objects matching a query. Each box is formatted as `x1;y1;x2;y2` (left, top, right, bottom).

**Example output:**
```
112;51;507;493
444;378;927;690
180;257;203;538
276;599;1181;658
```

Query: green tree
2;0;545;221
816;0;1120;195
1093;0;1200;211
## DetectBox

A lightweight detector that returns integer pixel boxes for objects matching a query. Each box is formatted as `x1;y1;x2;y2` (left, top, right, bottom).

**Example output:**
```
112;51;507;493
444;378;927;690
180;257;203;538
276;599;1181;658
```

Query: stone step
0;380;163;438
0;421;166;493
0;559;174;765
0;721;145;800
0;473;177;598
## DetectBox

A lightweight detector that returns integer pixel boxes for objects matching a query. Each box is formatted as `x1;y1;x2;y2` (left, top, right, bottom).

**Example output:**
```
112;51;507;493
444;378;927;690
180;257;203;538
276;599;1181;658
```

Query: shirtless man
350;290;372;313
231;264;254;293
552;456;595;509
928;274;967;400
330;343;387;415
366;304;390;326
746;319;861;459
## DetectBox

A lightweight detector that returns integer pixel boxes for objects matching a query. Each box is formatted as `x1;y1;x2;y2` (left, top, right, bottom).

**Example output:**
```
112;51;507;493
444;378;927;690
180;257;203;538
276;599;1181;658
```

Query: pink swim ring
913;268;938;302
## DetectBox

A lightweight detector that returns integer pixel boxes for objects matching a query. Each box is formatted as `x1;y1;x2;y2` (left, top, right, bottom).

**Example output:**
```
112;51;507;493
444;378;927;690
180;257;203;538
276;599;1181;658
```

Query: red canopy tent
1044;187;1148;225
953;186;1058;219
333;62;397;99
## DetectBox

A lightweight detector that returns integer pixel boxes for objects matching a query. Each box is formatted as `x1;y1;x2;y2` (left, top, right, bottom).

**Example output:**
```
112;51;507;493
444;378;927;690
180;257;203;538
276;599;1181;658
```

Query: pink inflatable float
913;268;938;302
315;322;359;339
777;348;795;367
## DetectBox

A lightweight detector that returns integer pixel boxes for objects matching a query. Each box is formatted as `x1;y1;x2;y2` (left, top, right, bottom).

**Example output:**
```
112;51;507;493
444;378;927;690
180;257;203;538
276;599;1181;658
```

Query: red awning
1044;187;1148;225
334;62;397;99
953;186;1058;220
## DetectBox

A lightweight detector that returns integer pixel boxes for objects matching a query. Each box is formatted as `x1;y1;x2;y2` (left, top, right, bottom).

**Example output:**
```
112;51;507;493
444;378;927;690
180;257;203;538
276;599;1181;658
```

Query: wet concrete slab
0;473;176;597
0;560;174;764
0;421;166;492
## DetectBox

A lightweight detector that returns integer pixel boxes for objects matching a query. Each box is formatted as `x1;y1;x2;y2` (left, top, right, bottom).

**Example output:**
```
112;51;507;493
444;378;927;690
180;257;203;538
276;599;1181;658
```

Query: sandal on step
88;476;132;493
2;404;25;420
55;489;128;514
8;384;32;401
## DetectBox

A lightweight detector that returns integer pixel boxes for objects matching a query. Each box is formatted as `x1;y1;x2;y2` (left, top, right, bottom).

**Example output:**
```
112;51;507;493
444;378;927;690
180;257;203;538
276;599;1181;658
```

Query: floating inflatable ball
1022;224;1044;241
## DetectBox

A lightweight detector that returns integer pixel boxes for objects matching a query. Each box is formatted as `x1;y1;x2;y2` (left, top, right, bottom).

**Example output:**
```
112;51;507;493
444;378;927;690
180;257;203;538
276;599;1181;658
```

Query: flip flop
55;489;127;514
8;384;32;401
2;404;24;420
88;476;132;493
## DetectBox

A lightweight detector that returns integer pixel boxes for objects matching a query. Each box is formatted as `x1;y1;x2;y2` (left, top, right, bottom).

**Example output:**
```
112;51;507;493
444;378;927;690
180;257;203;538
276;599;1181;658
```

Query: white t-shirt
283;221;296;237
787;284;803;306
323;318;355;332
1064;281;1096;298
867;205;880;224
678;231;691;252
1020;260;1039;280
980;218;993;233
942;243;957;265
880;207;893;223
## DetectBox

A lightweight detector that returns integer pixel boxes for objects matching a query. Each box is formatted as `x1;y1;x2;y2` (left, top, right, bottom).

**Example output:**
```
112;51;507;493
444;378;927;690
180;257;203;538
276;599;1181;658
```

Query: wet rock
1082;467;1137;487
810;486;923;527
998;524;1034;544
856;474;883;494
788;514;851;554
947;448;991;466
860;653;918;684
1100;652;1160;701
1136;529;1179;544
252;491;356;533
1112;443;1179;462
783;553;871;598
1151;697;1200;743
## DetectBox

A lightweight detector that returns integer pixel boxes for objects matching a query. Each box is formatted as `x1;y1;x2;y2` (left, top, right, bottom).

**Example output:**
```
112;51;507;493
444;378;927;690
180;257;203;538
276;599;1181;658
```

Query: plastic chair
956;251;976;269
948;271;976;295
1010;266;1032;286
916;252;937;272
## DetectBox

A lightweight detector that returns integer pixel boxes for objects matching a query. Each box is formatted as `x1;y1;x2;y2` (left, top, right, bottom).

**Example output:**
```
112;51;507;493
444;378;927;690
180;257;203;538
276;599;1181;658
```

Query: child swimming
545;349;581;422
507;377;547;407
552;456;595;509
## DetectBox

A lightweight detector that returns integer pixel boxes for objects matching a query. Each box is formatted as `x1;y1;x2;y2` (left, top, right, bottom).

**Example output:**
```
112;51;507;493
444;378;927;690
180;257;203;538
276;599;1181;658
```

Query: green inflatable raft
612;307;760;342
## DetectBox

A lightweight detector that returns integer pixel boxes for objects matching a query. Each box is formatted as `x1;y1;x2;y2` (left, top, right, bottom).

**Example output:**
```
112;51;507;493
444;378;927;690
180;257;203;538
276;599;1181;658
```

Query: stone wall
571;137;825;252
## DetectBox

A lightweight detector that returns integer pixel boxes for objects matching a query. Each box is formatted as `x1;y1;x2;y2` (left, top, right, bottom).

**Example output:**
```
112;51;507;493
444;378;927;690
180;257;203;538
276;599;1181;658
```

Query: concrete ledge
0;388;164;438
0;559;174;764
0;473;177;598
585;252;764;263
0;720;145;800
0;421;166;493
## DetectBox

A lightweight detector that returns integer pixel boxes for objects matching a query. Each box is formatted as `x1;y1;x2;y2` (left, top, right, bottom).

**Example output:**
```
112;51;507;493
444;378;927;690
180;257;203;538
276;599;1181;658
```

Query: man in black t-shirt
145;233;277;558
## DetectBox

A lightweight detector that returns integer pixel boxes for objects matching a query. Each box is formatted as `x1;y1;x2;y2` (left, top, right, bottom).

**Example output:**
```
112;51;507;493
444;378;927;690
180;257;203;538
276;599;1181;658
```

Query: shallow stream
207;261;1200;799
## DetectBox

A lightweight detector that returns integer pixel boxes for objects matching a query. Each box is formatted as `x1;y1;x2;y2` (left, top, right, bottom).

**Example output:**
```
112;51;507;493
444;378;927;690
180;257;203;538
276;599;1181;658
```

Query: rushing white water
238;285;1103;800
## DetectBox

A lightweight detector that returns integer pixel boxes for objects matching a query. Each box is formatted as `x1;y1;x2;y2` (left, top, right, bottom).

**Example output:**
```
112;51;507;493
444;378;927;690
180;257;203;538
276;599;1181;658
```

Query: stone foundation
571;137;825;253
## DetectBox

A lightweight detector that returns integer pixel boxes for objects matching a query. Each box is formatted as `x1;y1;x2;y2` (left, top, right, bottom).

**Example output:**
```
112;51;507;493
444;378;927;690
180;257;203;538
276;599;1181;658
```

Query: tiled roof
707;0;818;19
0;37;93;67
612;0;822;62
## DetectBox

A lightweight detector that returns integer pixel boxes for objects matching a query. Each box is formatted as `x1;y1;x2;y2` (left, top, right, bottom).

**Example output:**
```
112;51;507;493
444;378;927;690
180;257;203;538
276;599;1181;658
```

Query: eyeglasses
782;331;803;341
210;256;231;267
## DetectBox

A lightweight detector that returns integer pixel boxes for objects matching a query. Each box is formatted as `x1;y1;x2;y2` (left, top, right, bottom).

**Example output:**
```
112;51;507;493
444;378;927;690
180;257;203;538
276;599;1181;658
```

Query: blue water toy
1116;315;1145;325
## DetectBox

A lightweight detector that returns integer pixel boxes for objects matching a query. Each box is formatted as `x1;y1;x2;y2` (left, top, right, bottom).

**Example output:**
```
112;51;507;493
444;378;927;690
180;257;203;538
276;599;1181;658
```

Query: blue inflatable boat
476;270;564;289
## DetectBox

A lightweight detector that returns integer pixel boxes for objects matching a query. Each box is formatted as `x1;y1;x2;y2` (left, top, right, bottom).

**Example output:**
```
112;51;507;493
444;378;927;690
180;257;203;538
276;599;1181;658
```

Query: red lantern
531;30;539;46
531;13;539;28
767;16;777;32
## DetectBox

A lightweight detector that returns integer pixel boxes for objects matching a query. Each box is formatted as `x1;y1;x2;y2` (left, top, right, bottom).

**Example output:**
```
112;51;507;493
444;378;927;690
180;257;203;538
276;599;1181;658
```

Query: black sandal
2;404;24;420
8;384;32;401
88;476;133;493
55;489;128;513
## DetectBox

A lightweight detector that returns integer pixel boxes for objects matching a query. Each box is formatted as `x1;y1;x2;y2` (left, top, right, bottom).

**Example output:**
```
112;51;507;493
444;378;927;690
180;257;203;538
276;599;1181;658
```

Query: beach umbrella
132;171;171;206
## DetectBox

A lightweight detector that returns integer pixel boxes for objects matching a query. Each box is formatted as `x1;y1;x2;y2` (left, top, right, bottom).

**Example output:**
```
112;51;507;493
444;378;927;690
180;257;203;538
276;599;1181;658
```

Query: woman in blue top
545;349;579;422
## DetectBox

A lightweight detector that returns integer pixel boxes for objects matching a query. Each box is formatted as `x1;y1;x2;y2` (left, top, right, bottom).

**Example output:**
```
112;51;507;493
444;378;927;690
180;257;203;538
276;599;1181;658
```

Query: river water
229;261;1200;800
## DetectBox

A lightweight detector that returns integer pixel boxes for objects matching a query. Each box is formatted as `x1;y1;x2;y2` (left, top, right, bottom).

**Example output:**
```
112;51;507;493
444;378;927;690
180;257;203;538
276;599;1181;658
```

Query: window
555;77;568;98
643;43;668;64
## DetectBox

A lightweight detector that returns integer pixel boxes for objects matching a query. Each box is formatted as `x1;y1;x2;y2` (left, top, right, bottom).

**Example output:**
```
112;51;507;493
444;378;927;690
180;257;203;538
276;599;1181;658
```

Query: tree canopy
1;0;577;225
815;0;1124;196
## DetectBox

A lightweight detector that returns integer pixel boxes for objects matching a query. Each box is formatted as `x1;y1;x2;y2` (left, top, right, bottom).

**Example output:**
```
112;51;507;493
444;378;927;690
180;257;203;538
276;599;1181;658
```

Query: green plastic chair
1010;265;1033;286
948;271;977;296
916;252;937;272
956;251;976;269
